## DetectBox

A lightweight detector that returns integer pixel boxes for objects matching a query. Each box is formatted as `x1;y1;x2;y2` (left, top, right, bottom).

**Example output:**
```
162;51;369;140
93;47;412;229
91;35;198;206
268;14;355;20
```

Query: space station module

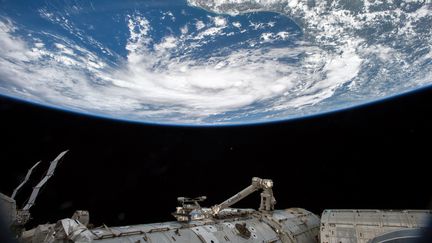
1;151;431;243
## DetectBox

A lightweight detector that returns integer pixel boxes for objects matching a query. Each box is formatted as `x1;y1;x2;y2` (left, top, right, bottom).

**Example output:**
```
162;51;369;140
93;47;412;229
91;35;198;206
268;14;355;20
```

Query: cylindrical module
320;209;432;243
40;208;320;243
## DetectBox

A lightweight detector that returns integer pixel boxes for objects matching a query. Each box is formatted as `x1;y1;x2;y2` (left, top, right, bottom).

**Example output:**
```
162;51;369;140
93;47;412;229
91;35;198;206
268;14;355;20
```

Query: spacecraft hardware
0;151;430;243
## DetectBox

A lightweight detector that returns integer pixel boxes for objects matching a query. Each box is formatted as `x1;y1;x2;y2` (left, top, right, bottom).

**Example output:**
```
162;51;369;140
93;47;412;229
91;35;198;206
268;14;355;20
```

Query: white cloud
195;20;205;30
232;21;241;28
180;25;189;35
277;31;289;39
213;16;227;27
260;33;274;42
154;36;177;52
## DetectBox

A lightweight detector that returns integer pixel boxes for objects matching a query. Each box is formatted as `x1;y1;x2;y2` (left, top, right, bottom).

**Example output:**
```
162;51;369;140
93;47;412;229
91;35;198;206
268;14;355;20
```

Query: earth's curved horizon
2;84;432;127
0;0;431;125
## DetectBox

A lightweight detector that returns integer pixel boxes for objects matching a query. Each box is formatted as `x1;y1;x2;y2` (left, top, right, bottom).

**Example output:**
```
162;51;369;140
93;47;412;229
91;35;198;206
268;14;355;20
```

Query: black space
0;88;431;229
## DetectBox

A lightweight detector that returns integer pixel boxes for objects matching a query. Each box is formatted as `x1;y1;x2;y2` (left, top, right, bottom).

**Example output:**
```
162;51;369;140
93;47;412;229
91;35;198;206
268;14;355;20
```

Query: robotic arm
211;177;276;215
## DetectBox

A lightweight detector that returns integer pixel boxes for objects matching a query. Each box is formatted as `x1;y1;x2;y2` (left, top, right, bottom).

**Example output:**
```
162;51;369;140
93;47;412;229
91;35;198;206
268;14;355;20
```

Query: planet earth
0;0;431;125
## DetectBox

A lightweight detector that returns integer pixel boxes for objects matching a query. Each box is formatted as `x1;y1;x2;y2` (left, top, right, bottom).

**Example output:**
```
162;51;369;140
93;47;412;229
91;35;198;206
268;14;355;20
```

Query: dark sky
0;88;431;229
